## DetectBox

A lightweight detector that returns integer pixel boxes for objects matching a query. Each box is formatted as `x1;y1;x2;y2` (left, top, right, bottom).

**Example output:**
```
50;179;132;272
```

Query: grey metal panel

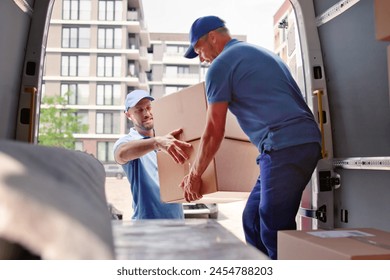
334;169;390;231
0;1;32;139
316;0;390;158
314;0;390;230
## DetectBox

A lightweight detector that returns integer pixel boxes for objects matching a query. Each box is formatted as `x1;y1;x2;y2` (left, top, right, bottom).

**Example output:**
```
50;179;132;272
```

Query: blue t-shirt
113;128;184;220
206;39;321;153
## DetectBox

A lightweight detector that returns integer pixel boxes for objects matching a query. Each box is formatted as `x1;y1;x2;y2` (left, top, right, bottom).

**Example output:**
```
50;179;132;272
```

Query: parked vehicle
104;164;125;179
183;203;218;219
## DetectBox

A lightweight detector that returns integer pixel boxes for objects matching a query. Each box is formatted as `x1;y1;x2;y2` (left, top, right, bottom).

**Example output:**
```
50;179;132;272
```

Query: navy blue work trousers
242;142;321;260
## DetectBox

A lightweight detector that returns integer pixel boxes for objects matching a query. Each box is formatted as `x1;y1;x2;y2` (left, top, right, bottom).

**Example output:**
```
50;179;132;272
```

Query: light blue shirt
113;128;184;219
206;39;321;154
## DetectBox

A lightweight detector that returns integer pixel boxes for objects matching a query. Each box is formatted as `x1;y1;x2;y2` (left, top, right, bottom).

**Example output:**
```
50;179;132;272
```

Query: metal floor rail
333;157;390;171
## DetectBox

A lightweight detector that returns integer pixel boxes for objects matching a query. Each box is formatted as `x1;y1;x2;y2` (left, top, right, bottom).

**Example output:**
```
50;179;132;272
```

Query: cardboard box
158;138;259;203
225;110;249;141
374;0;390;41
388;45;390;106
153;83;208;142
153;82;250;142
278;228;390;260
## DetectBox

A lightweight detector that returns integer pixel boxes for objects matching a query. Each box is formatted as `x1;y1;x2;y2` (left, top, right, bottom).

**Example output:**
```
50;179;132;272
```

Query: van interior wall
314;0;390;230
0;1;31;140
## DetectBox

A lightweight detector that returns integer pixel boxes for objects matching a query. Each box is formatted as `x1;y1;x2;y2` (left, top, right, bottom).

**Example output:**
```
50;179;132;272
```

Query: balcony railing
127;11;138;21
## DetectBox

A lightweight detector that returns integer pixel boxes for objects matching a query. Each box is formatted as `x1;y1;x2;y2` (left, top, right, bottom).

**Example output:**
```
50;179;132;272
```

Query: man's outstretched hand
155;128;192;164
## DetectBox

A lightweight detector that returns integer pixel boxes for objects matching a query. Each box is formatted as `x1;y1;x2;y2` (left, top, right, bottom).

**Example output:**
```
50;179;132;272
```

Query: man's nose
143;109;151;117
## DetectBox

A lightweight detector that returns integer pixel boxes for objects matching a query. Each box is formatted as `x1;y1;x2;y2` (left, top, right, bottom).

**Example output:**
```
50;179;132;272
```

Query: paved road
105;177;247;242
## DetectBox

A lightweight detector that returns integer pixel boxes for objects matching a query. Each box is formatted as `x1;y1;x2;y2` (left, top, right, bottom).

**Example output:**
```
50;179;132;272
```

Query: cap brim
184;46;198;59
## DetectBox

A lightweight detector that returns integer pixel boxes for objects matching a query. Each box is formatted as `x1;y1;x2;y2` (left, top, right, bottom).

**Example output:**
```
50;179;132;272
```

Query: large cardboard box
153;82;259;203
153;82;249;142
158;138;259;203
374;0;390;41
278;228;390;260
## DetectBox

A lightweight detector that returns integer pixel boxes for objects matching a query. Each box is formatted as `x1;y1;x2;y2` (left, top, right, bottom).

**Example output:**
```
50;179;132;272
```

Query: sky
142;0;286;50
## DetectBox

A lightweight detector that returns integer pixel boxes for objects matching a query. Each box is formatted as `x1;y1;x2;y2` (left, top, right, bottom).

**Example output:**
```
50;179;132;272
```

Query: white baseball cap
124;90;154;112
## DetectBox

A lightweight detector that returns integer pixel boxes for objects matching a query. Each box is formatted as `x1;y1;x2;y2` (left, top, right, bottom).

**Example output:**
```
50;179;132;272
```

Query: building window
97;56;121;77
96;84;122;105
128;34;136;49
96;112;120;134
97;141;115;162
62;27;90;48
165;65;189;78
177;66;190;74
61;83;89;105
63;0;91;20
61;55;90;76
165;66;176;78
74;111;89;127
98;0;123;21
166;45;187;55
128;61;136;76
98;27;122;49
59;110;88;132
165;86;186;95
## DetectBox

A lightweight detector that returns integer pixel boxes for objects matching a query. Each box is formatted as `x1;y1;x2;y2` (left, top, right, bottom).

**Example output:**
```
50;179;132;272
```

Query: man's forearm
190;127;224;177
191;102;227;177
115;138;158;164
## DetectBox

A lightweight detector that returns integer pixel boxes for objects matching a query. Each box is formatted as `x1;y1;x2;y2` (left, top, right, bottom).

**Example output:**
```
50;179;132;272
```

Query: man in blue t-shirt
180;16;322;259
114;90;191;219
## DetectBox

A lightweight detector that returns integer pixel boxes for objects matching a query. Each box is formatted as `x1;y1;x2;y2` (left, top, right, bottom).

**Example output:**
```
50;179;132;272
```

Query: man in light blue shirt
114;90;191;219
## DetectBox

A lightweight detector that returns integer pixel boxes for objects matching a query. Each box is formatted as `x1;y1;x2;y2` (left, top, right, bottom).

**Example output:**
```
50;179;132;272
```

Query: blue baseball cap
124;90;154;112
184;16;225;59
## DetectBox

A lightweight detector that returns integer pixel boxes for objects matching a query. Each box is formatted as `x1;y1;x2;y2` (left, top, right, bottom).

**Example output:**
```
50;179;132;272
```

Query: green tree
38;93;88;149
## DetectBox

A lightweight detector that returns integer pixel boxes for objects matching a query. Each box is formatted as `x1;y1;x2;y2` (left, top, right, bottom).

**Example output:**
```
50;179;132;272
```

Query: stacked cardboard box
374;0;390;41
374;0;390;105
152;82;259;203
386;50;390;110
278;228;390;260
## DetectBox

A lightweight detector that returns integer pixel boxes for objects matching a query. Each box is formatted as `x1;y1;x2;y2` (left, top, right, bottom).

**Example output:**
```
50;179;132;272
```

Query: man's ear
209;30;218;44
125;111;132;121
